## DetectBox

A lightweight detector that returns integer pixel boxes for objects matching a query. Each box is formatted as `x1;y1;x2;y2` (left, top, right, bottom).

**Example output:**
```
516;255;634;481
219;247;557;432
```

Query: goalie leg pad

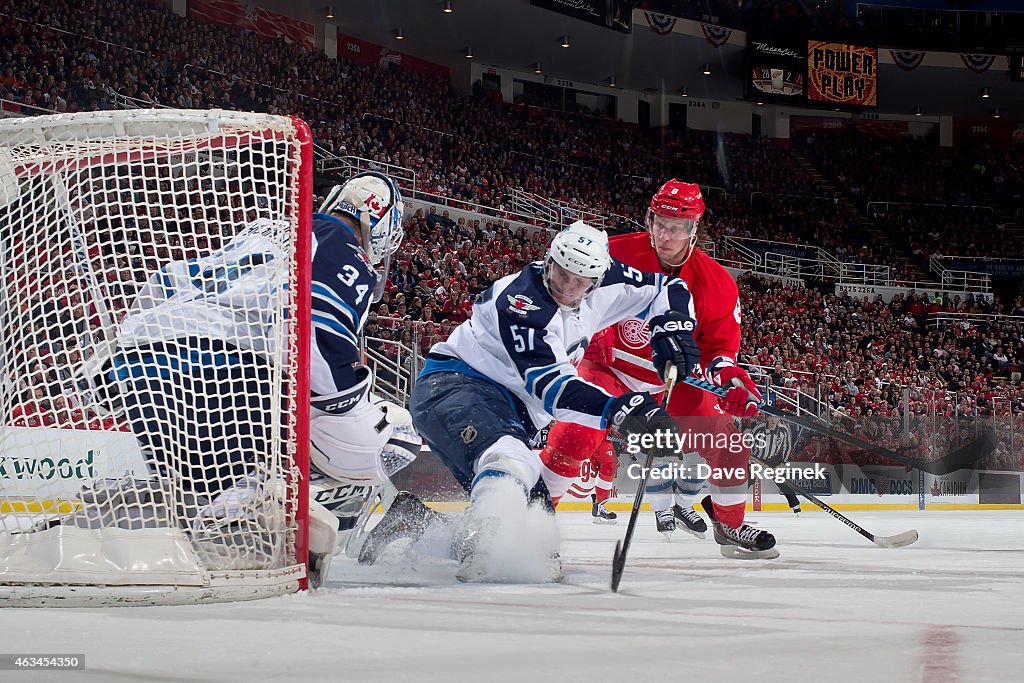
308;497;340;558
310;396;422;482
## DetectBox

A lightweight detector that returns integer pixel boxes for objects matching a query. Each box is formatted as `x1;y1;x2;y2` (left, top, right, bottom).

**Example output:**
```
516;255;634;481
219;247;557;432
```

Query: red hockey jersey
587;232;741;416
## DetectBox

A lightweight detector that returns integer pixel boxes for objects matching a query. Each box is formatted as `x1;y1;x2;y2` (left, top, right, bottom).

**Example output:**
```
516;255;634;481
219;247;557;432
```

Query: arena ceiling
252;0;1021;121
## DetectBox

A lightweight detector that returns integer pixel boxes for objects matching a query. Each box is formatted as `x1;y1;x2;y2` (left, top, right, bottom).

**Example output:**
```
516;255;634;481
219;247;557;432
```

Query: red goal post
0;109;311;605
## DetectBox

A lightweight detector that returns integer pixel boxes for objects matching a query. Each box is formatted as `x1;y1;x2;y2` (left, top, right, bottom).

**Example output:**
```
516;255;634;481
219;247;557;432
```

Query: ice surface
1;511;1022;682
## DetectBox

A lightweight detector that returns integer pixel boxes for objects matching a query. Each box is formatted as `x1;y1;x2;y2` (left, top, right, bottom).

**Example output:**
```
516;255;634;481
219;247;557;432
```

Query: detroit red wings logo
874;477;889;497
618;318;649;349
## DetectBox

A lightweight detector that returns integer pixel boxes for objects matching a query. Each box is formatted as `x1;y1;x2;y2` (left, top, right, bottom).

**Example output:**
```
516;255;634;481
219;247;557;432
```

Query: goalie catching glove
606;391;681;460
648;311;699;381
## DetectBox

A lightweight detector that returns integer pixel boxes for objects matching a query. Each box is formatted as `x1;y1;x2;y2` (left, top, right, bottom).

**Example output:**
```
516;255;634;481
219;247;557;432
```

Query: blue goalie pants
113;338;275;500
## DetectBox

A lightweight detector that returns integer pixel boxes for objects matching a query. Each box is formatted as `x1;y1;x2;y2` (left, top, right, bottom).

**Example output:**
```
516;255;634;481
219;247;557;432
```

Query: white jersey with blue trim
117;214;377;397
430;260;696;431
117;218;288;356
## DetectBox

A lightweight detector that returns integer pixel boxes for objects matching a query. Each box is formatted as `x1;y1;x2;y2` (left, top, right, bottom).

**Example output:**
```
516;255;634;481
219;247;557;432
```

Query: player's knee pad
310;375;421;482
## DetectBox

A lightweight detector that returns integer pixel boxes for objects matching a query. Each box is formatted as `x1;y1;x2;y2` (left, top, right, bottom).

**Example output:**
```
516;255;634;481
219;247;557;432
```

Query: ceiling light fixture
981;87;991;98
464;47;473;59
443;0;453;13
680;87;689;97
396;27;404;40
561;35;570;48
702;63;711;75
325;6;334;19
534;62;542;74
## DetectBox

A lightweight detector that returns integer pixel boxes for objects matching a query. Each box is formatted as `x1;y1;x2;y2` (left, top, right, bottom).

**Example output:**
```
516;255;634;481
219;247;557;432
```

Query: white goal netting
0;109;312;605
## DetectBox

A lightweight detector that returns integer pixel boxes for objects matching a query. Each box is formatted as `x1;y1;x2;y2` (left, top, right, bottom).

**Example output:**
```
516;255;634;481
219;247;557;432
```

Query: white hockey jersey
117;218;288;357
426;260;695;433
117;213;377;398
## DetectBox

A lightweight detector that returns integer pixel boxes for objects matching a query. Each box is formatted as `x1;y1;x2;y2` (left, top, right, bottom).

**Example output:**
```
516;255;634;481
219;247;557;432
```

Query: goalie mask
543;221;611;310
320;171;405;300
646;179;704;269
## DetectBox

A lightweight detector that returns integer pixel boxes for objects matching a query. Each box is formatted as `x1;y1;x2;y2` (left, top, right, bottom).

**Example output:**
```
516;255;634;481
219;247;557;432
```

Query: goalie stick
611;363;677;593
682;376;996;475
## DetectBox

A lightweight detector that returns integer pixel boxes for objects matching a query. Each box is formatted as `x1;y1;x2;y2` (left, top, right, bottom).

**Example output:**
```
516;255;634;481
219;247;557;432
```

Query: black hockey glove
649;311;699;381
607;391;681;461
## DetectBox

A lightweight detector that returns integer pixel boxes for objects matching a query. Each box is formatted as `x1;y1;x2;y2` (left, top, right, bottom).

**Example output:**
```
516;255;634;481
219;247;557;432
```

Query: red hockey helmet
648;179;704;221
646;180;704;267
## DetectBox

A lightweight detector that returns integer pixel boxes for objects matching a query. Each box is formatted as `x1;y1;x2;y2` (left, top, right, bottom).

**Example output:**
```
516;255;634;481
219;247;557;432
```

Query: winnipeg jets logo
507;293;540;315
619;318;649;349
348;243;373;268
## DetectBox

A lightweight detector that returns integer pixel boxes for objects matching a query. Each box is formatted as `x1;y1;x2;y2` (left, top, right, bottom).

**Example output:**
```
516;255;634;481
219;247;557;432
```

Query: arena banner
189;0;314;49
979;472;1021;504
530;0;633;34
939;258;1024;279
835;282;994;304
807;41;878;107
0;427;145;502
337;33;449;79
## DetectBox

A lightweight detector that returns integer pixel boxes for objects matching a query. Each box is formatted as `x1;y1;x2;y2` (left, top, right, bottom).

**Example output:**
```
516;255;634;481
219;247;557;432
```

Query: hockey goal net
0;109;311;605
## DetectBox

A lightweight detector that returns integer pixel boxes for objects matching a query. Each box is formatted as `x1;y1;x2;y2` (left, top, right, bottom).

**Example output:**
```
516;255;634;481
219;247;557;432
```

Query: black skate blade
719;544;780;560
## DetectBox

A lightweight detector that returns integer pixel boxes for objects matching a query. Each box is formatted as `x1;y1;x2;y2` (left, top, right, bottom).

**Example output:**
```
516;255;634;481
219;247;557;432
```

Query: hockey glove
649;311;699;381
606;391;680;460
715;366;763;418
584;326;615;366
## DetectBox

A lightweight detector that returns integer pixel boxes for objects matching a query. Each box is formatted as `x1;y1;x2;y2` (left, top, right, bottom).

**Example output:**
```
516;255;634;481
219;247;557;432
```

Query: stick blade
921;430;997;475
610;540;625;593
873;529;919;548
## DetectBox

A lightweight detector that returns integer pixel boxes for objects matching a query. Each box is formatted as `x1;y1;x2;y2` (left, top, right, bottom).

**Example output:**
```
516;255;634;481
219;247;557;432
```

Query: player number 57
510;325;536;353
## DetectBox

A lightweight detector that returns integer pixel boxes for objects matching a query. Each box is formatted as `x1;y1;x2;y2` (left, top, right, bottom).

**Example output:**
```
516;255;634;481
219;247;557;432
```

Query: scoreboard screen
807;41;878;107
1011;55;1024;83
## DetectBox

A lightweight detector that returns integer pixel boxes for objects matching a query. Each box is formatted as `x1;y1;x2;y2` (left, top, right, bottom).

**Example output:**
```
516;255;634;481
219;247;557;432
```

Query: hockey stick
752;457;918;548
682;377;996;475
611;363;677;593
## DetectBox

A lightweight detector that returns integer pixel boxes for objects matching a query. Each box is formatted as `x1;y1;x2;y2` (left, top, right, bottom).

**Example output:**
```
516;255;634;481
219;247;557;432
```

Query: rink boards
3;428;1021;513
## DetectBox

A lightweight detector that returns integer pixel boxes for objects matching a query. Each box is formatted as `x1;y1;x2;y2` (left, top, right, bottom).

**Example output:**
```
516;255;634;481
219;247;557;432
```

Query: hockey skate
654;508;675;540
701;495;779;560
455;475;563;583
591;495;617;525
672;504;707;539
357;491;441;565
791;504;802;516
456;533;563;584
